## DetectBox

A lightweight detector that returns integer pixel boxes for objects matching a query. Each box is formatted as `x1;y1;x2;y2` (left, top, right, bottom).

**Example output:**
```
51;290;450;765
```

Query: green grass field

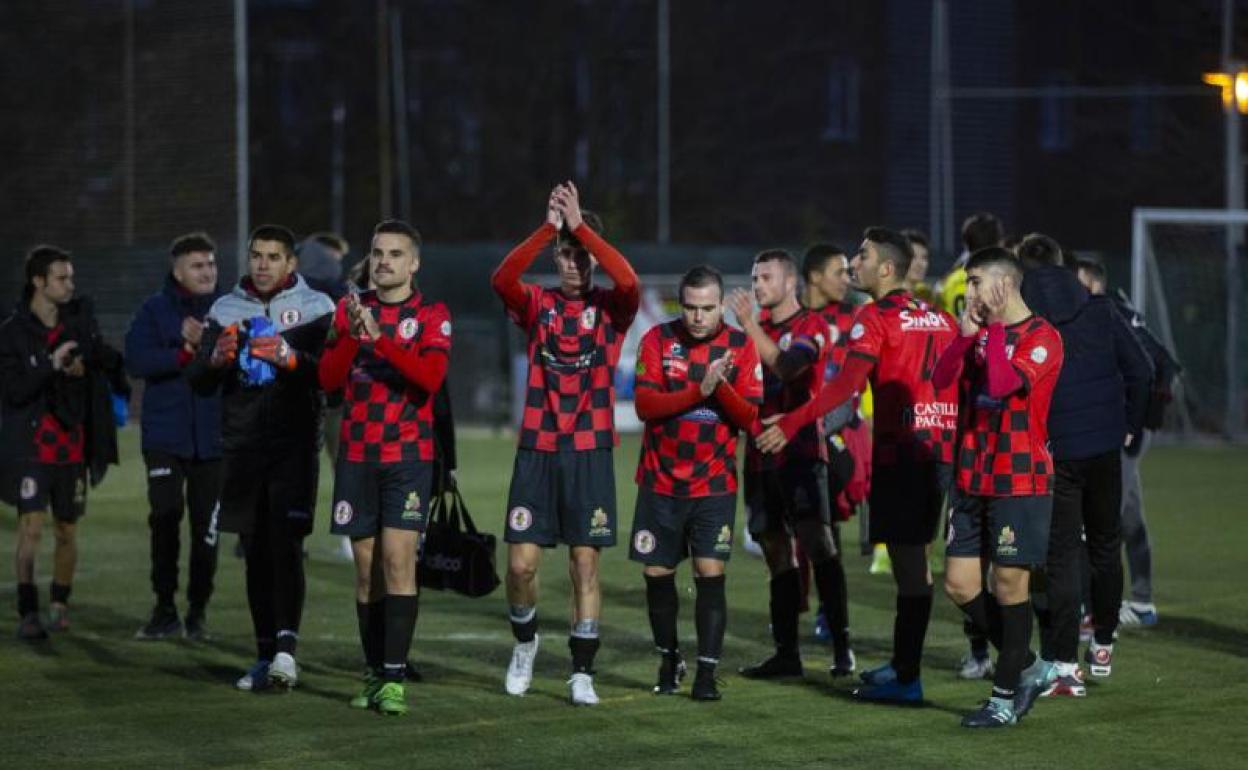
1;431;1246;768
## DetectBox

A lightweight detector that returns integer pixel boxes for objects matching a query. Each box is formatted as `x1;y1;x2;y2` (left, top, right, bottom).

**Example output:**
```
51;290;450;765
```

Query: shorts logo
280;308;301;326
714;525;732;553
398;318;419;340
74;476;86;505
402;491;421;520
333;500;354;526
778;333;792;351
19;477;36;500
997;525;1018;557
850;323;865;340
148;467;173;478
634;529;656;555
440;320;452;337
1030;346;1048;364
509;506;533;531
588;507;612;538
580;308;597;330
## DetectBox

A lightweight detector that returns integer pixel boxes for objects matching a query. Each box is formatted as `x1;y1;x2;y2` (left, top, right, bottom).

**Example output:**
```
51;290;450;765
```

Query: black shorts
505;448;617;548
330;457;432;537
218;447;319;537
629;488;736;568
869;461;953;545
13;463;86;522
945;492;1052;566
745;461;830;538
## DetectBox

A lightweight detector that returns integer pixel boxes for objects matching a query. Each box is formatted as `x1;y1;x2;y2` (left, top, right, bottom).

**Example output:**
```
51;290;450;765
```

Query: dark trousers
1040;450;1123;661
241;500;307;657
144;452;222;610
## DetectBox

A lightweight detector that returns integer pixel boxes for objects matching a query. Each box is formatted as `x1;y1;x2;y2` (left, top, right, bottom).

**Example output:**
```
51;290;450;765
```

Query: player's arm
123;299;183;378
714;339;762;431
770;355;873;440
632;328;700;421
983;323;1025;398
317;299;360;392
491;196;560;327
374;304;453;395
0;324;55;407
185;318;232;394
573;222;640;326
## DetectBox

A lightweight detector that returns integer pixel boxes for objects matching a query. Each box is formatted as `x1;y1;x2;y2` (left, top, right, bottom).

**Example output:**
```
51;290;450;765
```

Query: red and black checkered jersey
748;307;831;471
511;284;635;452
846;290;958;465
956;316;1064;496
816;301;858;376
37;325;84;465
634;320;763;497
337;291;451;463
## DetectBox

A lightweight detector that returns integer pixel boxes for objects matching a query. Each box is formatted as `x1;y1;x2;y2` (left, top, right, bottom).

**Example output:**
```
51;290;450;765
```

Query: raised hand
754;414;789;454
249;335;297;370
210;325;239;368
552;181;584;230
727;288;757;330
700;352;733;397
51;340;79;371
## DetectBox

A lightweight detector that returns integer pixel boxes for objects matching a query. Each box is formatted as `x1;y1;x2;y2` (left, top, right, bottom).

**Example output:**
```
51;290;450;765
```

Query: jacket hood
296;238;344;284
1020;265;1088;326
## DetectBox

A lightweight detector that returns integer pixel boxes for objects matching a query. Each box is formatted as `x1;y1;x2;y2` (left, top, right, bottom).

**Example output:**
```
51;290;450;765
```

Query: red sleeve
984;323;1024;398
714;380;758;431
636;385;704;421
492;223;557;330
932;333;975;390
846;304;887;362
574;223;640;331
733;338;764;405
317;300;360;392
1009;322;1063;393
776;355;873;439
374;335;448;395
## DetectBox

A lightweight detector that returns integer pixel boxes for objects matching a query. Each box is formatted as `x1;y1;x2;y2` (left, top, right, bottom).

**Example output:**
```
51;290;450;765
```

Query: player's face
965;266;1008;319
751;260;792;309
248;239;296;293
35;260;75;305
554;242;593;296
850;240;880;293
370;233;419;290
906;243;930;283
813;255;851;303
173;251;218;296
681;283;724;340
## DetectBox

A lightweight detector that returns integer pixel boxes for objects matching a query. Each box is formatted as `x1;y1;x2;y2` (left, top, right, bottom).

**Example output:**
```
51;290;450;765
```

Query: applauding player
318;220;450;716
491;183;640;705
631;266;762;701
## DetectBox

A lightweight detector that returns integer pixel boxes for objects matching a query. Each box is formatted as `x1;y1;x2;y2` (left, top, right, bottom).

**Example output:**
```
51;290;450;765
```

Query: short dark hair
678;264;724;302
863;226;914;277
1017;233;1063;271
24;244;72;300
308;231;349;255
801;243;847;281
962;212;1004;253
900;228;929;250
249;224;297;255
965;246;1023;282
373;219;422;250
1070;254;1107;284
557;210;605;250
170;231;216;259
754;248;798;277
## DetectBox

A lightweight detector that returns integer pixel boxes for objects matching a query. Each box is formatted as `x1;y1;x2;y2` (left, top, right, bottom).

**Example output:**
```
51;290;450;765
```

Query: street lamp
1203;71;1248;113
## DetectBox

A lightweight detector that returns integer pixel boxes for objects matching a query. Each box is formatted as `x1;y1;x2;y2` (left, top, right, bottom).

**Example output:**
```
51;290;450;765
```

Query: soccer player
631;265;762;701
492;182;640;705
187;224;335;691
726;249;846;680
757;228;958;703
931;247;1064;727
318;220;449;715
0;246;124;639
126;232;224;640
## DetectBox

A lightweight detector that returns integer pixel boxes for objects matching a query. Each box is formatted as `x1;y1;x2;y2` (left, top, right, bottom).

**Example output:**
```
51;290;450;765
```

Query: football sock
50;581;71;605
958;591;1003;652
509;604;537;643
893;591;933;684
769;568;801;658
276;629;299;656
356;600;385;671
812;557;850;654
383;594;419;683
569;619;600;674
694;574;726;665
991;600;1033;700
644;573;679;654
17;583;37;617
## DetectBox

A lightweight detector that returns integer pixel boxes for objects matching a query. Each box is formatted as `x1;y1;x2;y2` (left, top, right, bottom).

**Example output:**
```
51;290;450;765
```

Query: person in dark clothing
0;245;124;639
125;232;225;641
187;224;334;691
1016;234;1152;698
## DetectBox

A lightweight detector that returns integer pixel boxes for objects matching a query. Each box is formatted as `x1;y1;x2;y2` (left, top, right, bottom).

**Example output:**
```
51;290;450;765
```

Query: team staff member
631;265;762;701
188;224;334;691
126;232;225;641
492;182;640;706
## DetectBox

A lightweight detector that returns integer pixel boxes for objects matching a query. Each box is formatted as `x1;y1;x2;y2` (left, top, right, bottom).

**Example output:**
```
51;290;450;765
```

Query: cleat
691;665;722;701
1079;613;1094;643
1085;642;1113;677
830;648;857;678
738;653;803;679
17;612;48;641
957;653;994;680
350;671;383;709
961;698;1018;728
1014;659;1055;718
236;659;272;691
653;652;687;695
1040;673;1087;698
854;677;924;704
375;682;408;715
46;604;70;632
568;672;600;706
1119;601;1158;627
268;652;299;689
868;544;892;575
135;605;182;641
859;662;897;687
183;610;209;642
504;634;540;696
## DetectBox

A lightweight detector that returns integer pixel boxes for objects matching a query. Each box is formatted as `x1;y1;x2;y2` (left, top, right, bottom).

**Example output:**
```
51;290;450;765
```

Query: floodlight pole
1223;0;1243;435
234;0;249;277
657;0;671;243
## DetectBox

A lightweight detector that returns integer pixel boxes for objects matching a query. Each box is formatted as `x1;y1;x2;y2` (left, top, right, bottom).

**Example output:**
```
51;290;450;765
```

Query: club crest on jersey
754;363;763;380
280;308;301;326
1030;346;1049;364
778;332;792;351
580;307;597;330
398;318;419;340
850;323;865;340
589;507;612;537
333;500;353;526
634;529;656;555
714;525;732;553
440;320;452;336
19;476;36;500
669;343;684;358
509;506;533;531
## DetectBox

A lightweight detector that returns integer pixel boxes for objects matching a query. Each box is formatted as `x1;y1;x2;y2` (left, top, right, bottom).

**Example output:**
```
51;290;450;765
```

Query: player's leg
791;463;852;674
688;494;734;701
239;505;277;691
503;448;556;695
944;496;1000;657
1041;460;1084;693
741;470;803;678
47;465;85;631
561;449;617;705
1082;450;1123;676
630;487;687;694
184;458;222;640
15;495;47;640
138;452;186;640
332;456;384;707
1119;436;1155;625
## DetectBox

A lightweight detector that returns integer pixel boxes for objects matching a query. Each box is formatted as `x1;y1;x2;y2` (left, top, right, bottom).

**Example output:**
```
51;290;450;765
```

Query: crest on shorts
19;476;36;500
73;476;86;505
402;491;421;519
580;307;597;330
589;507;611;538
996;525;1018;557
398;318;419;340
509;506;533;531
715;525;732;552
280;308;301;326
333;500;354;526
633;529;656;555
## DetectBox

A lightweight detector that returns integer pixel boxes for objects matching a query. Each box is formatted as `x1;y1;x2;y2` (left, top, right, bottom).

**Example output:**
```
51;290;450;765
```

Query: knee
52;522;76;547
944;572;977;605
508;557;537;585
568;552;599;588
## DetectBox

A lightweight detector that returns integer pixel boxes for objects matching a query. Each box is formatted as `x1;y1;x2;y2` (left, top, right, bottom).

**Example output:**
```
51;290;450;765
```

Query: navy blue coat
1021;267;1153;461
124;276;223;460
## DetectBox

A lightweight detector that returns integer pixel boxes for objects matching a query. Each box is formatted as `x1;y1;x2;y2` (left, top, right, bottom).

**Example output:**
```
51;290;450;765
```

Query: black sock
509;605;538;643
356;601;381;672
276;629;299;656
257;637;277;661
812;557;850;654
644;573;679;654
694;574;727;665
569;631;600;674
383;594;420;683
892;592;933;684
769;569;801;658
991;600;1033;700
965;619;989;659
17;582;37;617
958;592;1003;653
50;582;71;605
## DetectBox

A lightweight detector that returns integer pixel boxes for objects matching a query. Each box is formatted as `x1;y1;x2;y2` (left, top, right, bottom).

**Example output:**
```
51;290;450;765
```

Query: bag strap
452;488;481;535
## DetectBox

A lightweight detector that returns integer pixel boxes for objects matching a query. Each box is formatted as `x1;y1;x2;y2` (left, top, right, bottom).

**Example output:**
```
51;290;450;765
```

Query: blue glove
239;316;277;387
111;392;129;427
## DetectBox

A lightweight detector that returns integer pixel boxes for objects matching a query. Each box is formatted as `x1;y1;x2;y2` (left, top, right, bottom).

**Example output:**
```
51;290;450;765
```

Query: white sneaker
269;652;299;688
505;635;540;695
236;659;271;691
568;672;600;706
957;652;995;680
